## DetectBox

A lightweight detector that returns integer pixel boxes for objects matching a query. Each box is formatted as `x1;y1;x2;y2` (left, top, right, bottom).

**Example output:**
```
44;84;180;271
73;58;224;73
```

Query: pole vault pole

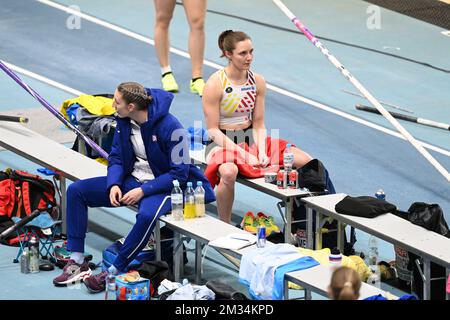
0;60;108;159
0;115;29;124
273;0;450;182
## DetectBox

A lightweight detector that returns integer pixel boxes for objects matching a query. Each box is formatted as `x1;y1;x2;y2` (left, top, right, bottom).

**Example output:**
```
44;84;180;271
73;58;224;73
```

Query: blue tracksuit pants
66;176;171;271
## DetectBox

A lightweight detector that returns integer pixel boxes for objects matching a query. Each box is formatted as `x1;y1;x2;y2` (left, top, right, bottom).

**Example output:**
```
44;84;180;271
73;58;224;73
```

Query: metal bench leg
305;289;312;300
446;268;450;300
415;258;431;300
173;231;182;282
284;199;292;243
423;259;431;300
195;241;202;284
337;221;345;253
315;212;323;250
284;278;289;300
306;206;314;249
60;177;67;235
155;220;161;261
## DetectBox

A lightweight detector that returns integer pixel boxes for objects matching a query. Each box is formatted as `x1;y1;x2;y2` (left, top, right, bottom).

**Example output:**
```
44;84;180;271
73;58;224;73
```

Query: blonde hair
117;82;153;110
218;30;251;58
329;266;361;300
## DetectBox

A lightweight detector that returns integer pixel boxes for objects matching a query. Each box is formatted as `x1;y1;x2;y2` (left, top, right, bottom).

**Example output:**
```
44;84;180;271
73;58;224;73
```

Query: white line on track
25;0;450;158
2;60;84;96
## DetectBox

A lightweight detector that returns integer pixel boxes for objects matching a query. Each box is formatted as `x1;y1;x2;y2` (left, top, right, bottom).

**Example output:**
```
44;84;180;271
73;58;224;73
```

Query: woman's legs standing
153;0;179;92
153;0;176;72
182;0;207;79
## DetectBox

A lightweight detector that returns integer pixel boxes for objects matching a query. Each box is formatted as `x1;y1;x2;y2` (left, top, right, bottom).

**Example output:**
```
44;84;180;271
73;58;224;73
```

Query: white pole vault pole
273;0;450;182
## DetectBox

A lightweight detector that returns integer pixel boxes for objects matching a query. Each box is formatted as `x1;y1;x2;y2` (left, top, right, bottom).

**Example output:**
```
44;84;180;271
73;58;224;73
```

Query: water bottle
329;247;342;270
283;143;295;173
375;188;386;200
184;182;196;219
28;236;40;273
105;273;116;300
368;235;379;267
367;270;381;288
194;181;205;218
171;180;184;221
20;248;30;274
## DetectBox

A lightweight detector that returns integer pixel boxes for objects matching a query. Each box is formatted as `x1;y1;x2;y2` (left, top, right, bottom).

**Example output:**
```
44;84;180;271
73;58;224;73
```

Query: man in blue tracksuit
53;82;215;291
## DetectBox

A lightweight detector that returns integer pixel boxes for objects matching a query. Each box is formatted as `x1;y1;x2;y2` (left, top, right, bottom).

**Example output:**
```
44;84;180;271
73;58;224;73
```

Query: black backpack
407;203;449;300
291;159;356;255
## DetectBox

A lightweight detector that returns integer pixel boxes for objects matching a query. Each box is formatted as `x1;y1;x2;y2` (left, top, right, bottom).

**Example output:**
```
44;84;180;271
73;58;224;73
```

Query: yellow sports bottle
184;182;196;219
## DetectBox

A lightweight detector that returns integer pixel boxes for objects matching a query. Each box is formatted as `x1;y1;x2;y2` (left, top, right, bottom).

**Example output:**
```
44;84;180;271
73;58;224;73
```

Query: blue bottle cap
187;182;192;187
197;181;203;186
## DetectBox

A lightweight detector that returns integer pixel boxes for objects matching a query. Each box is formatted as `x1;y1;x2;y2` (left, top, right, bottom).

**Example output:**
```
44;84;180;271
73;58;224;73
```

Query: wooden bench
160;210;394;300
302;193;450;300
0;122;250;280
189;148;318;243
158;213;259;283
1;123;391;300
0;121;107;234
284;264;397;300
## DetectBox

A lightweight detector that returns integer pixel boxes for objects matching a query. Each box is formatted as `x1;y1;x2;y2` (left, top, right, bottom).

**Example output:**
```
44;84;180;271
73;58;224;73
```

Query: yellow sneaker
257;212;281;236
242;211;257;234
190;78;205;96
161;72;179;93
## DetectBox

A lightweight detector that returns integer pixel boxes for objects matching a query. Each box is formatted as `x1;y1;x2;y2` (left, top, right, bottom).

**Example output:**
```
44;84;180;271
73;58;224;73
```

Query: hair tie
343;281;352;288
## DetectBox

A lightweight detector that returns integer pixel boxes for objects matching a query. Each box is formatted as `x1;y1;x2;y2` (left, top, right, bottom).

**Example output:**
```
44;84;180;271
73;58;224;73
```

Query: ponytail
337;281;358;300
117;82;153;110
329;267;361;300
217;30;251;58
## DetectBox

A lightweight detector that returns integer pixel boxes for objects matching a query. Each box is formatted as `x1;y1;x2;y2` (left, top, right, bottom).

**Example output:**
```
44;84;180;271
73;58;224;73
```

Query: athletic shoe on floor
161;72;179;93
190;78;205;96
256;212;281;236
242;211;258;234
84;270;109;293
52;259;92;287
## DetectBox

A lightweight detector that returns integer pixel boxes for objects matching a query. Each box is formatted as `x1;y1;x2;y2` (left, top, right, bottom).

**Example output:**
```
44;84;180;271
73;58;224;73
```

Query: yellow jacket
60;95;115;119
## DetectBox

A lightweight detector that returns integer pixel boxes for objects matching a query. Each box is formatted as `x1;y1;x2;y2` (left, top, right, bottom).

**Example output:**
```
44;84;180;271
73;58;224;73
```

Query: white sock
108;265;119;275
70;252;84;264
161;66;172;75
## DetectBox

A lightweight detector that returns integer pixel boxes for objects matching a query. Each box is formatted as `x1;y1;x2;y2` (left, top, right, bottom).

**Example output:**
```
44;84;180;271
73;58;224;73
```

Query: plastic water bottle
329;247;342;270
28;236;40;273
184;182;196;219
20;248;30;274
367;270;381;287
283;143;295;173
105;273;116;300
171;180;184;221
368;235;379;266
375;188;386;200
194;181;205;218
367;235;381;287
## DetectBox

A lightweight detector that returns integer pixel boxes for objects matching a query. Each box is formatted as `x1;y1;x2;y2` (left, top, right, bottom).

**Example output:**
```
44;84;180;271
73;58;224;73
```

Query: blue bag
102;226;186;272
102;239;155;272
